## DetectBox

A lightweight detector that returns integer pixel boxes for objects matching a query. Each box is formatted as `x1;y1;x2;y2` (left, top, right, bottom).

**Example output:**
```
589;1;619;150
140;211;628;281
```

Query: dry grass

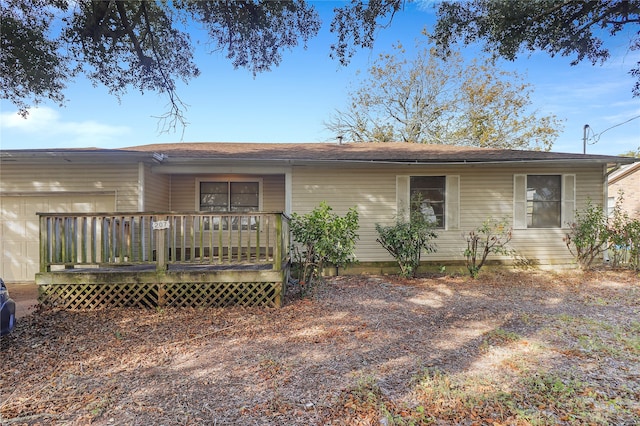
1;270;639;425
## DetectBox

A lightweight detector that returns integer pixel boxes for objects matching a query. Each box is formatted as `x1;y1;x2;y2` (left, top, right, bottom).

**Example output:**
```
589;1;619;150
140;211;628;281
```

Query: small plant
625;218;640;270
606;191;640;270
463;218;513;278
564;199;609;269
290;202;359;291
375;196;438;277
566;193;640;270
607;191;631;267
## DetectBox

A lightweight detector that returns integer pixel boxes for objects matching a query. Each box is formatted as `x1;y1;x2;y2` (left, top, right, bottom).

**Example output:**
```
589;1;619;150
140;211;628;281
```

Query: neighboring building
608;162;640;218
1;142;637;283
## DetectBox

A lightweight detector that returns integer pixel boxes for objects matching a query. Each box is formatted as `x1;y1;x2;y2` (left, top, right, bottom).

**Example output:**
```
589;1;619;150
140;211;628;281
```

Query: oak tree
325;42;562;150
1;0;412;132
1;0;322;131
431;0;640;97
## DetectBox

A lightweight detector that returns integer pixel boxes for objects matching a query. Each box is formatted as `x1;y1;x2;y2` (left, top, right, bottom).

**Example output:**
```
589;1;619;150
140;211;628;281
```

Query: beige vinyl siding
142;165;170;211
168;175;196;211
0;194;115;281
0;163;140;211
292;165;409;263
291;165;474;263
0;161;141;281
168;174;285;212
262;175;286;212
291;164;606;267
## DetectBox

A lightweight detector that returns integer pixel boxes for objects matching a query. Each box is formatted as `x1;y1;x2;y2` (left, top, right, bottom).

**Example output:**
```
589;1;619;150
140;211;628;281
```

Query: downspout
605;163;622;179
285;169;293;216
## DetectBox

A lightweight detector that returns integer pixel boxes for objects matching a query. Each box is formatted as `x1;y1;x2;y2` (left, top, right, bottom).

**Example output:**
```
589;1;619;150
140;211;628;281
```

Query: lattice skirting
39;280;284;309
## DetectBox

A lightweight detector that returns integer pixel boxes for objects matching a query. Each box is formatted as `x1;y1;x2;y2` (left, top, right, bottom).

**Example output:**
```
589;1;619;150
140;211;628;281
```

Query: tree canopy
0;0;404;131
3;0;637;133
621;148;640;157
325;42;562;150
431;0;640;97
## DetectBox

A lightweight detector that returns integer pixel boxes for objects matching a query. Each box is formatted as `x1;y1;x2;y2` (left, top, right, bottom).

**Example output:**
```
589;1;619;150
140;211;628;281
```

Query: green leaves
564;200;609;269
290;201;359;286
0;0;68;115
432;0;640;97
463;218;513;278
2;0;322;132
572;191;640;271
375;202;438;278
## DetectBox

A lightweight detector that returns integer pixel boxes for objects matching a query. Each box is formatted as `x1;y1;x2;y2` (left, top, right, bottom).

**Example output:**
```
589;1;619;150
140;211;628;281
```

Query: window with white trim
397;175;459;230
410;176;446;228
514;174;575;229
527;175;561;228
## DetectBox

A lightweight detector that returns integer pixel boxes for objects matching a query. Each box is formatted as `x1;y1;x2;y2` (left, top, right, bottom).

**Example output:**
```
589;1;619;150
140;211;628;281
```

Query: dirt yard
1;270;639;425
4;283;39;319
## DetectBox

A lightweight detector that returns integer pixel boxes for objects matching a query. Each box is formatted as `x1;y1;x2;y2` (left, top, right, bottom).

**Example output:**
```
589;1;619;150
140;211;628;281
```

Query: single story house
0;143;636;307
608;162;640;218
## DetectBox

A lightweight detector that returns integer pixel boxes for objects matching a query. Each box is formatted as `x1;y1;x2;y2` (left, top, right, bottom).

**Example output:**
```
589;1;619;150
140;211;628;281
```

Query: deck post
39;215;48;272
274;214;282;271
155;224;168;272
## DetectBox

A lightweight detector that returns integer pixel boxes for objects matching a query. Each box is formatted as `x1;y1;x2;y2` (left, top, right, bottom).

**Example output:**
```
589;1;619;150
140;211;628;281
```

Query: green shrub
607;191;640;270
564;200;609;269
375;200;438;278
608;192;631;267
290;202;359;288
463;218;513;278
625;218;640;270
566;195;640;271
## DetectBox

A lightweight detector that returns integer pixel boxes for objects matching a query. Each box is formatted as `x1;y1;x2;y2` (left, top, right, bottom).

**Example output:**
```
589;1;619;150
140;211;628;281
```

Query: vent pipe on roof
337;135;344;145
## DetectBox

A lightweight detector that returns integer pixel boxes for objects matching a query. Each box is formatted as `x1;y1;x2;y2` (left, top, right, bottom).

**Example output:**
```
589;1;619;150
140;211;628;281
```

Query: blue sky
1;1;638;155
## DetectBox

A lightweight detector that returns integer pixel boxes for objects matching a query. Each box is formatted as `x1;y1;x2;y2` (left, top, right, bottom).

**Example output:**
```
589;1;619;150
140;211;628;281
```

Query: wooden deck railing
38;212;290;272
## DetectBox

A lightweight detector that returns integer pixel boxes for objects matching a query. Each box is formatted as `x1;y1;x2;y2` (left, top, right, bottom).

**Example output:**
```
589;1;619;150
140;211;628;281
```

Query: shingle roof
2;142;636;165
122;142;635;164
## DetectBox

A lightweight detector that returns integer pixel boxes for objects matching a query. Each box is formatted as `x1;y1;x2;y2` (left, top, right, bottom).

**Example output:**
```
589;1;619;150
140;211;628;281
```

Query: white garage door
0;194;115;282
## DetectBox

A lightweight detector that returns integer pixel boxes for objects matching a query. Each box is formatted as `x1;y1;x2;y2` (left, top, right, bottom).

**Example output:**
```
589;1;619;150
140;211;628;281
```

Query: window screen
527;175;561;228
410;176;446;228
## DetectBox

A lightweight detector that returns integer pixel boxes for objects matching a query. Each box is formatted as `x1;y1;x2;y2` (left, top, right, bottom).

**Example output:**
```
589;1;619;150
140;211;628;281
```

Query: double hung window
397;175;459;230
198;180;261;229
526;175;561;228
410;176;446;228
514;174;574;229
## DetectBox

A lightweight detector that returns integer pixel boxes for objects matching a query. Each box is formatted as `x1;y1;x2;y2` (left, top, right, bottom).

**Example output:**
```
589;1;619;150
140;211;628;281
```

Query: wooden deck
36;212;290;309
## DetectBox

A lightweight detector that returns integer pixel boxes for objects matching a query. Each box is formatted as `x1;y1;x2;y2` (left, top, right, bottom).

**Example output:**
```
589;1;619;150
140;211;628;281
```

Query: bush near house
565;195;640;270
290;202;359;290
463;218;514;278
375;198;438;278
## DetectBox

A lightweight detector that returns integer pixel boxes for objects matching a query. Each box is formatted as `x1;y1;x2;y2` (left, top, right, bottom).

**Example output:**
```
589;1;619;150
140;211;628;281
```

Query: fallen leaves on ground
1;270;639;425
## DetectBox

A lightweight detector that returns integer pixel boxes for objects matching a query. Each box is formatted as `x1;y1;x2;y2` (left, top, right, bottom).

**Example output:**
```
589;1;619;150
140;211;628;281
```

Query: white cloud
0;106;131;148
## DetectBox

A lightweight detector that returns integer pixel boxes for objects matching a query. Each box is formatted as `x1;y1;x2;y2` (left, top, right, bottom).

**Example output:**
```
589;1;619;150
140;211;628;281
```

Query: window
515;174;574;229
526;175;561;228
607;196;615;217
199;181;259;212
198;180;261;230
410;176;446;228
397;175;459;230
